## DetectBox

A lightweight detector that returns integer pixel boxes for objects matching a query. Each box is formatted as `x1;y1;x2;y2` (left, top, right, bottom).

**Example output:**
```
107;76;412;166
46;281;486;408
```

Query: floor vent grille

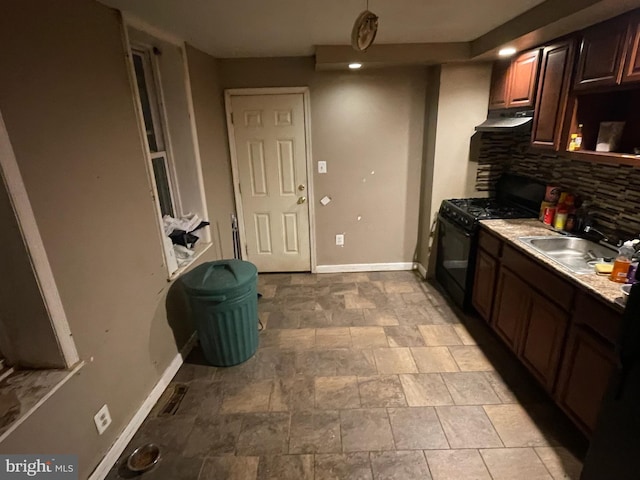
158;384;188;417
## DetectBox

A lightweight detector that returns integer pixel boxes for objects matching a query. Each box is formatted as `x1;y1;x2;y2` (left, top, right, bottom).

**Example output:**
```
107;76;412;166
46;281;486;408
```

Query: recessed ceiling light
348;62;362;70
498;47;517;57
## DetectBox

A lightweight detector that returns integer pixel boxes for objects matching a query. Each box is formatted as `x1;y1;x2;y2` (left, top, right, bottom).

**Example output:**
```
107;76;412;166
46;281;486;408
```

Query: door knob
298;184;306;191
297;196;307;204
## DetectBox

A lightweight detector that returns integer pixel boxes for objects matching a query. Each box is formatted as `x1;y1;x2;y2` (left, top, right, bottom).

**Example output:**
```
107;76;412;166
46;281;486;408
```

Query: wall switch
335;234;344;246
94;404;112;435
318;161;327;174
320;196;331;206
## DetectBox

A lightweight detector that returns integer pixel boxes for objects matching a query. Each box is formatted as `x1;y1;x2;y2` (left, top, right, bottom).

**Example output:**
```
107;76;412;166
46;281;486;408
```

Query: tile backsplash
475;131;640;241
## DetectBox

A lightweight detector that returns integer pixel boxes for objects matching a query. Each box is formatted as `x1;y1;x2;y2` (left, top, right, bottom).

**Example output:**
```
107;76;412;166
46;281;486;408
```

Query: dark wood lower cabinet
473;227;622;437
555;325;617;435
472;248;498;322
520;292;569;391
491;267;530;352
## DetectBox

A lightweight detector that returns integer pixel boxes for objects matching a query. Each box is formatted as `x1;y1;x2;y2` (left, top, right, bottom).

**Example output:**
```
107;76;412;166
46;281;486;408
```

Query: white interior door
229;93;311;272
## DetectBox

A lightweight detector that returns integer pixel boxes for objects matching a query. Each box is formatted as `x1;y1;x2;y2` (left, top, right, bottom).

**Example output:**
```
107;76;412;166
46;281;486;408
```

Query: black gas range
439;197;535;233
435;174;546;310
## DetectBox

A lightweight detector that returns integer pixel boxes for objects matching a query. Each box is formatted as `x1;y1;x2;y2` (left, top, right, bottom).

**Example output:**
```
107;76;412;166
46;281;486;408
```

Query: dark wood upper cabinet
488;51;540;110
531;40;576;150
622;15;640;83
488;60;511;109
508;49;541;108
574;16;628;90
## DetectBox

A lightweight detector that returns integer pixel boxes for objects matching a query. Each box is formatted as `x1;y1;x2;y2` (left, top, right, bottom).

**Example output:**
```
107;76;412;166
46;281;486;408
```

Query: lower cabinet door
520;292;569;391
472;248;498;322
491;267;530;352
555;325;616;435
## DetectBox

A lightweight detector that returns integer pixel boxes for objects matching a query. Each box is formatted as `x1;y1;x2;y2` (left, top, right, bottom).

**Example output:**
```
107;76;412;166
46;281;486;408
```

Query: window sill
168;242;213;281
0;361;85;442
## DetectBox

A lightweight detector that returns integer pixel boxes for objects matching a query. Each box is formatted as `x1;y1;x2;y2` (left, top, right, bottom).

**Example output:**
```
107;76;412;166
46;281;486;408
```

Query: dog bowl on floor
127;443;160;473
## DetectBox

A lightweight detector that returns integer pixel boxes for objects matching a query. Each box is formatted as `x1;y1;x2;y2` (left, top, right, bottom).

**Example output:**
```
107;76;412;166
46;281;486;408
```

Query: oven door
436;214;473;308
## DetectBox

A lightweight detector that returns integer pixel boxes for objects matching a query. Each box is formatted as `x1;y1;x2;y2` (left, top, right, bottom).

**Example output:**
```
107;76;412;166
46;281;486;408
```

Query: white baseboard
88;333;197;480
416;263;427;279
315;262;416;274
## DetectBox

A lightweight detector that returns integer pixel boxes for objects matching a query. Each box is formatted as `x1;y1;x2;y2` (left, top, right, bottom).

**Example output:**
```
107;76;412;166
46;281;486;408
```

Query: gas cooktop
440;197;536;231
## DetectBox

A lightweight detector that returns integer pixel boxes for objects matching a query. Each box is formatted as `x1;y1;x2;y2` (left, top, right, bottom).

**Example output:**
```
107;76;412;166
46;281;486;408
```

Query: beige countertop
479;218;627;312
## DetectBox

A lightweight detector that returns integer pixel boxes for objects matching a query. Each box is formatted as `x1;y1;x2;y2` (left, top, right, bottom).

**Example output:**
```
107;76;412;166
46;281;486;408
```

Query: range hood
475;109;534;132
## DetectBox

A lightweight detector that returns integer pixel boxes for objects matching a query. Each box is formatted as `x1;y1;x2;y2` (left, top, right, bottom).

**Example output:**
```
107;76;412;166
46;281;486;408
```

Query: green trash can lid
181;260;257;296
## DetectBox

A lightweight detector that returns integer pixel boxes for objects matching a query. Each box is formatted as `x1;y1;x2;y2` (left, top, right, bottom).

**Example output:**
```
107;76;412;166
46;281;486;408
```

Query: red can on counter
543;206;557;226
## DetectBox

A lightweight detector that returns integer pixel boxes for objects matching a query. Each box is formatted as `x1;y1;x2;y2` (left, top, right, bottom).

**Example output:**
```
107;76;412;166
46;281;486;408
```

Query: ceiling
100;0;546;58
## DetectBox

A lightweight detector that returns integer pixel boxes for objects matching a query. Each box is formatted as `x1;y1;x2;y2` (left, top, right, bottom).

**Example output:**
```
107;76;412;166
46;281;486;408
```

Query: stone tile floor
107;271;587;479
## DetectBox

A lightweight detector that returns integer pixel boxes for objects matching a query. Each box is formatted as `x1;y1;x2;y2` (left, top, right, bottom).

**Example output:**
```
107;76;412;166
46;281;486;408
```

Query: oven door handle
438;214;472;238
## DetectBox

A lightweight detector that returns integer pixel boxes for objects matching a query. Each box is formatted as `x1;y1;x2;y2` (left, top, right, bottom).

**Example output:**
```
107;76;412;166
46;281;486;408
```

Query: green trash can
181;259;259;366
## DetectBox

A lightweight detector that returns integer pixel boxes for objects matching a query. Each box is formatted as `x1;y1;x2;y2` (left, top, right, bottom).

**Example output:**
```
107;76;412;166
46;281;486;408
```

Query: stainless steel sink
518;236;617;274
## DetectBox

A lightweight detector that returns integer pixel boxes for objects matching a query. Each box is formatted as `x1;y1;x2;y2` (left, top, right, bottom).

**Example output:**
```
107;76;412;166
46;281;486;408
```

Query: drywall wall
218;58;428;266
416;66;442;270
0;174;63;368
429;63;492;227
0;1;219;476
185;46;236;259
415;62;492;275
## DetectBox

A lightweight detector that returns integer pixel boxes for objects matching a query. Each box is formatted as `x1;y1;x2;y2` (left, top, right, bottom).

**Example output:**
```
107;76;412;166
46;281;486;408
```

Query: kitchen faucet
583;225;609;243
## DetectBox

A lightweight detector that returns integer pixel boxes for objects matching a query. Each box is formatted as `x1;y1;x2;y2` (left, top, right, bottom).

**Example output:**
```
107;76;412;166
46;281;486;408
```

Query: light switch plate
320;196;331;206
318;161;327;174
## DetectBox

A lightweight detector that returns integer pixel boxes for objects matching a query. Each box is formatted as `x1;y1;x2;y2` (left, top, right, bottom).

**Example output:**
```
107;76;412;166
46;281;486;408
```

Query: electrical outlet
318;161;327;174
335;234;344;246
94;404;112;435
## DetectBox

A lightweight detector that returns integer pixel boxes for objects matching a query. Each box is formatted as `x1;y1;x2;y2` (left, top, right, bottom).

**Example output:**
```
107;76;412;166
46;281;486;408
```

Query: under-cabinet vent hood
475;109;533;132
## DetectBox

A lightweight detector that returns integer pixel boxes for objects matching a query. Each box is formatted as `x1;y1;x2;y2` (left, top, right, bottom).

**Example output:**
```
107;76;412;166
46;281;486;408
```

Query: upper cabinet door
488;60;511;109
508;49;541;108
622;15;640;83
574;17;628;90
531;40;576;150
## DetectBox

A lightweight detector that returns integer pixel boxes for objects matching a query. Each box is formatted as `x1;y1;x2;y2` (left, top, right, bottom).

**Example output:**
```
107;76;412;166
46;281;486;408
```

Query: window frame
130;45;180;219
121;17;212;279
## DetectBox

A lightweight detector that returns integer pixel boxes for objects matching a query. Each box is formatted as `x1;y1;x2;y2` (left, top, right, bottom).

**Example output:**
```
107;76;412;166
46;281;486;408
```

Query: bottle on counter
610;241;635;283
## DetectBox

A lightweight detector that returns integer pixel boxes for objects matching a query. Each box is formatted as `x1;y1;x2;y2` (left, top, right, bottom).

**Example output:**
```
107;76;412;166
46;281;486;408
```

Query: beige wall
219;58;428;266
186;46;237;259
417;62;492;273
0;1;223;476
416;66;442;269
0;175;64;368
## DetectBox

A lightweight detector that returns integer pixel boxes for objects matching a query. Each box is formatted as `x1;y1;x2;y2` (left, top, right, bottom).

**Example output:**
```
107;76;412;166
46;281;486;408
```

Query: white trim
0;112;80;367
416;263;427;279
224;87;316;271
316;262;417;273
121;12;183;47
167;242;213;281
88;334;197;480
225;87;309;96
0;362;85;443
301;90;318;273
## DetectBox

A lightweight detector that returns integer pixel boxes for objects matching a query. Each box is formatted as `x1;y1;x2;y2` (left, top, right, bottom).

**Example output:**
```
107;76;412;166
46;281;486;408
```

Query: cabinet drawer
478;229;502;258
502;245;575;309
573;292;622;344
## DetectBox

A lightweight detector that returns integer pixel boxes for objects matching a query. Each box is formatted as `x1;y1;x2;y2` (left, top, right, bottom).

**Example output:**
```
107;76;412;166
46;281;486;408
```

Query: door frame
224;87;317;273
